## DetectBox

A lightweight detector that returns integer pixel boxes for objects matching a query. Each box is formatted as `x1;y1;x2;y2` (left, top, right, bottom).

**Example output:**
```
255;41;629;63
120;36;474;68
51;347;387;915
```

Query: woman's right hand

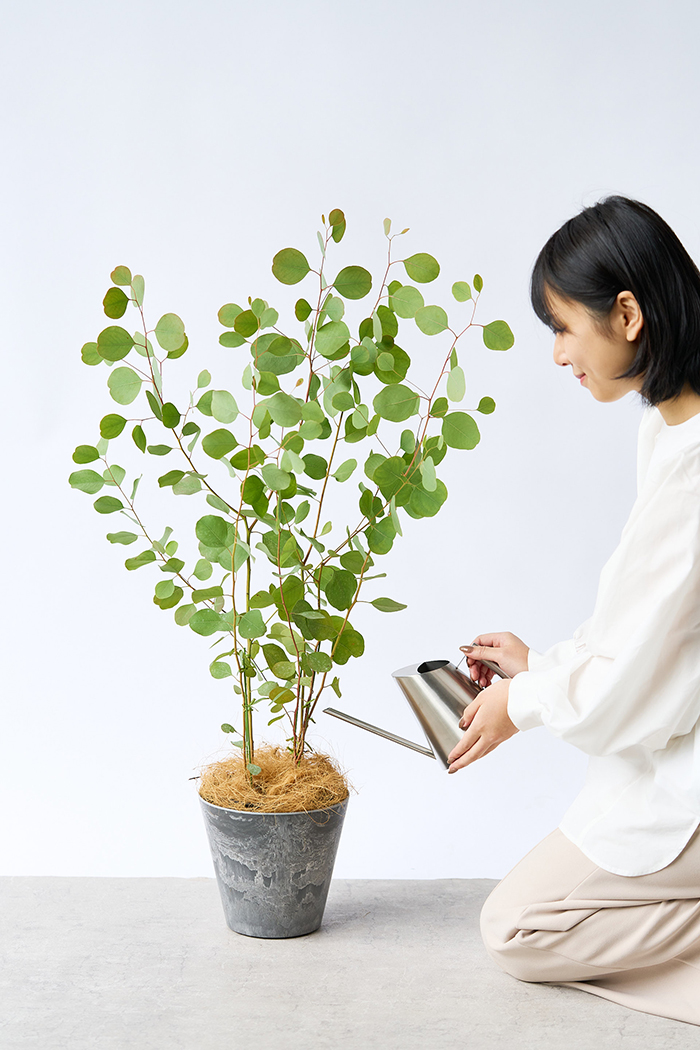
460;632;530;688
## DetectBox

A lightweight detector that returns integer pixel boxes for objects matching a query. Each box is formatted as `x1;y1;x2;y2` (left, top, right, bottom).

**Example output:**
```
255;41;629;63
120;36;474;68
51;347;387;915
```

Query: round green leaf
189;609;226;636
441;412;480;450
81;342;101;366
218;303;243;327
211;390;239;424
233;310;260;337
403;253;440;283
97;326;135;362
69;469;104;494
307;651;332;674
267;336;293;358
483;320;514;351
373;456;407;500
477;396;496;414
373;384;420;422
303;454;328;480
210;661;233;680
474;274;483;293
261;463;291;491
195;514;235;550
111;266;132;286
94;495;124;514
219;331;246;348
202;428;238;459
266;391;303;427
272;247;310;285
103;287;129;319
407;479;448;518
295;298;312;321
430;396;449;418
326;570;357;610
365;517;396;555
161;402;181;428
374;346;410;385
414;305;449;336
315;321;350;358
390;285;424;318
155;313;186;353
238;610;267;639
125;549;156;570
420;456;437;492
333;458;357;482
100;414;127;439
334;266;372;300
72;445;100;464
452;281;472;302
108;367;142;405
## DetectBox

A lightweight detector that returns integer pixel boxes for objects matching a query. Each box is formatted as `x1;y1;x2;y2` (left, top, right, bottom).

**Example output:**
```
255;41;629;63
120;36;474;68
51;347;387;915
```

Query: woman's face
546;290;644;402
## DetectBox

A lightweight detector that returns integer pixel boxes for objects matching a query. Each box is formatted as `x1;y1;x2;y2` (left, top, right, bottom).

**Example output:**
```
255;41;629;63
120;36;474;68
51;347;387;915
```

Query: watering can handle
476;658;512;681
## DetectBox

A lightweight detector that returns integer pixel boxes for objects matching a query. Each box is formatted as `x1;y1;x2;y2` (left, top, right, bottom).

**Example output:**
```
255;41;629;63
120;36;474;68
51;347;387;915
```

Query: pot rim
198;790;349;817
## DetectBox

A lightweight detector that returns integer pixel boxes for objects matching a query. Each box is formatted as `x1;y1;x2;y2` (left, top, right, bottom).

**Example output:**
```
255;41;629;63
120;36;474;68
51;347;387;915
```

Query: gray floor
1;878;697;1050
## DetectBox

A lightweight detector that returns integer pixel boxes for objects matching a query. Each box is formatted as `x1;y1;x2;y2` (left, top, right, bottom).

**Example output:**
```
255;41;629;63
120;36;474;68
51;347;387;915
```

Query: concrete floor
1;878;697;1050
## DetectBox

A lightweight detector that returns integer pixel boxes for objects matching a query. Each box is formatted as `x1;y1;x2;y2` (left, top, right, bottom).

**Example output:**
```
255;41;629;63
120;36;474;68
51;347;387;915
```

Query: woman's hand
460;631;530;687
447;678;519;773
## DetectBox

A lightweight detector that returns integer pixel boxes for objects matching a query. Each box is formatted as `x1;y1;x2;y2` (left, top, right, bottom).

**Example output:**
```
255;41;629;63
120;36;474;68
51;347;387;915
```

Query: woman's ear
616;290;644;342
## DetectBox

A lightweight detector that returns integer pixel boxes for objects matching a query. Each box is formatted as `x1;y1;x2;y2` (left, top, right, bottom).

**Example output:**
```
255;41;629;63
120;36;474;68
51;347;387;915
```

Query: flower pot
199;794;349;938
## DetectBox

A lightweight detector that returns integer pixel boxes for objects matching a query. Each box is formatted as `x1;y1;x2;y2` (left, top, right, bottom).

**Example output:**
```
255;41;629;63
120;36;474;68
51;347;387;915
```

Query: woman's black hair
530;196;700;405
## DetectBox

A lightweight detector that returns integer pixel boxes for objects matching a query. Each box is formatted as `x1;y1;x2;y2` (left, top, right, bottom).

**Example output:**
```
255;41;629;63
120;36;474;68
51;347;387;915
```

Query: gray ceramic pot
199;793;349;938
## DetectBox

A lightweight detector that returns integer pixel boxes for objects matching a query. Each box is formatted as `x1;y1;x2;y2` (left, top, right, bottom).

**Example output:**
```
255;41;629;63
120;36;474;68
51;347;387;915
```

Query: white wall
2;0;698;878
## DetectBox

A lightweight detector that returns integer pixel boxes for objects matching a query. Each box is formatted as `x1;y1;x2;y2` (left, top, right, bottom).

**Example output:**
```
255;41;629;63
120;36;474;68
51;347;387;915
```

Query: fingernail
461;645;474;652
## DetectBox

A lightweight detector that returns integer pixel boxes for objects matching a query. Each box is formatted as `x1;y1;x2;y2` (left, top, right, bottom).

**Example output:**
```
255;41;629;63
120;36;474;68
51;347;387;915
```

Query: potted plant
69;209;513;937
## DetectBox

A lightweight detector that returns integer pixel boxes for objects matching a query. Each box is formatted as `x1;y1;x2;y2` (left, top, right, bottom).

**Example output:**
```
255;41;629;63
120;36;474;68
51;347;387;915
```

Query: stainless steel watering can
324;657;511;769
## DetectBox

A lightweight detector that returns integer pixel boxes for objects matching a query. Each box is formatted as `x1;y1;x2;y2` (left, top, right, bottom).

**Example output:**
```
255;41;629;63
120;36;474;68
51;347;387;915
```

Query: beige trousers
480;823;700;1026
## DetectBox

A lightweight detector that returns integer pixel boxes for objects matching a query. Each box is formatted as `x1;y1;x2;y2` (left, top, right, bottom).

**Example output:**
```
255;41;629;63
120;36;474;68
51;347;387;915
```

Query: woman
447;196;700;1027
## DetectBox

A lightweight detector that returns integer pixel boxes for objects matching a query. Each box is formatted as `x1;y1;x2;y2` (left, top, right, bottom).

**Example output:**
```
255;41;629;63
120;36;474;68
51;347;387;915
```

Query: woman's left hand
447;678;519;773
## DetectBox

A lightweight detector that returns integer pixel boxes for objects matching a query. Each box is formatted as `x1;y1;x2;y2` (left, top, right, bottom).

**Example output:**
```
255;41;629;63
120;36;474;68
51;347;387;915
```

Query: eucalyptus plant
70;210;513;779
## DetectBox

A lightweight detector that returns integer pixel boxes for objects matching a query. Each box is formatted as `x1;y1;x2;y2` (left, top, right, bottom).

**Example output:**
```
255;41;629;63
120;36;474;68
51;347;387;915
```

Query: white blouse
507;404;700;876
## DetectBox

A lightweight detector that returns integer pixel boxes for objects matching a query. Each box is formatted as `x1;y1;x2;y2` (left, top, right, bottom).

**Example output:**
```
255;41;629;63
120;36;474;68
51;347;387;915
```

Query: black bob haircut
530;196;700;406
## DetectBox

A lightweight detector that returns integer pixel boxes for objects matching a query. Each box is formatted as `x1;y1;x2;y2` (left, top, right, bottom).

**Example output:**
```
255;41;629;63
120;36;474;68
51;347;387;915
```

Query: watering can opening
416;659;450;673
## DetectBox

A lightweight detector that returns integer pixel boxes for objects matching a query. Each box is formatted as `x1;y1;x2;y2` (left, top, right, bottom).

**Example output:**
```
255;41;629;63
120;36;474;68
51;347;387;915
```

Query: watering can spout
323;657;510;769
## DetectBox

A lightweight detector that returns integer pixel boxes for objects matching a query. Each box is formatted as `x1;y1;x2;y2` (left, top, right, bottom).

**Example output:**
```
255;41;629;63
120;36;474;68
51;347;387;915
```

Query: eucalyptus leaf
211;390;239;424
477;396;496;414
106;531;138;544
93;495;123;514
371;597;407;612
403;253;440;283
414;305;449;336
373;384;420;422
441;412;480;450
334;266;372;300
72;445;100;464
272;247;310;285
97;326;134;362
155;313;186;353
446;365;466;402
103;287;129;319
111;266;132;286
452;281;472;302
108;367;142;405
482;320;514;351
69;469;104;494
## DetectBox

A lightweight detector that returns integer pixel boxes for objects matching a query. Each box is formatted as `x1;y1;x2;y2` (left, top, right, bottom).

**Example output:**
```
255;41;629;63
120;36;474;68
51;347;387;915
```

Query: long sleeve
507;455;700;758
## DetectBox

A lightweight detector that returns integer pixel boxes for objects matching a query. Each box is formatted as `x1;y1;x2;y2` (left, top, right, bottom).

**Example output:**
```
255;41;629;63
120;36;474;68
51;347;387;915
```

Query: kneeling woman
449;195;700;1027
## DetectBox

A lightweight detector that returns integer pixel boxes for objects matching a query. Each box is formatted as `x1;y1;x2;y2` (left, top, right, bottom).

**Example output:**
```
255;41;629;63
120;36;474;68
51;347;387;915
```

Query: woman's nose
553;336;569;367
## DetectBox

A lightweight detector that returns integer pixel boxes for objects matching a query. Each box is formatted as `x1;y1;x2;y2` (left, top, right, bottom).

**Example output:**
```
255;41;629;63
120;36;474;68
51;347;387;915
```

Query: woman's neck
657;384;700;426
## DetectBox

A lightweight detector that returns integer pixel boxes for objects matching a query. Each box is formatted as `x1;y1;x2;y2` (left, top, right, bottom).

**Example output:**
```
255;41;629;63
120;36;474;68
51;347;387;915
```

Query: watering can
323;657;511;769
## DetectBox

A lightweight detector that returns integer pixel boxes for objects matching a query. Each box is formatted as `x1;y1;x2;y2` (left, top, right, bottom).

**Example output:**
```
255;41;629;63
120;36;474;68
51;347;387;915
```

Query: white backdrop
2;0;698;878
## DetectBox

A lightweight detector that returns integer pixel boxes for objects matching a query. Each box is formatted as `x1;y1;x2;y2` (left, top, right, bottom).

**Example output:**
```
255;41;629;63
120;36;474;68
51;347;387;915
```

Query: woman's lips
575;372;586;383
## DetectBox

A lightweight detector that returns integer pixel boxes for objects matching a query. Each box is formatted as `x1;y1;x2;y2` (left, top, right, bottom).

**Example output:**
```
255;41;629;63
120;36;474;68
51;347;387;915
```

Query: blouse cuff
507;672;546;732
